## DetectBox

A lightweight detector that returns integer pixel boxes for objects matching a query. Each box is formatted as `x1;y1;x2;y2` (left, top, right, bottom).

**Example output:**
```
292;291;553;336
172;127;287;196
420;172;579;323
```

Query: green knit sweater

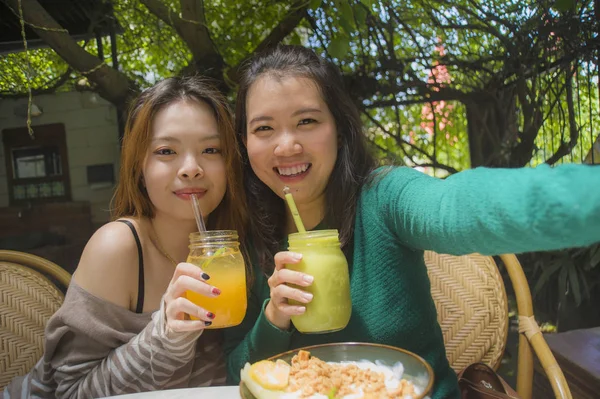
224;164;600;398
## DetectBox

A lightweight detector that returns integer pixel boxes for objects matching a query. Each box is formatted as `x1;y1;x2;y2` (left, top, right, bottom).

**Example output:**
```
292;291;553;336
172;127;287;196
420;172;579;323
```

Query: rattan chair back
425;251;509;372
0;251;70;389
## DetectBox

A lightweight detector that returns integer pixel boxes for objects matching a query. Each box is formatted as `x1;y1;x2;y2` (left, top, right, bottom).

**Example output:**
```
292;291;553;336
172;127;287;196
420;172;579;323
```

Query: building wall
0;91;120;224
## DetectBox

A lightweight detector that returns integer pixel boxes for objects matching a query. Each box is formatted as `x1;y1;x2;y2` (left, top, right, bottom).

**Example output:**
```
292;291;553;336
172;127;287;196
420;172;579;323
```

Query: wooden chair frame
0;249;71;290
499;254;571;399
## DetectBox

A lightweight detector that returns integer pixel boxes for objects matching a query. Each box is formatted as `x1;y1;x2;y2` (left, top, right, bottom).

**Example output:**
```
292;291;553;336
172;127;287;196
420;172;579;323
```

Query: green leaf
567;264;581;307
328;35;350;60
338;1;356;33
558;266;568;304
580;275;591;302
590;245;600;268
309;0;322;11
359;0;373;8
553;0;575;12
354;3;368;27
533;259;564;295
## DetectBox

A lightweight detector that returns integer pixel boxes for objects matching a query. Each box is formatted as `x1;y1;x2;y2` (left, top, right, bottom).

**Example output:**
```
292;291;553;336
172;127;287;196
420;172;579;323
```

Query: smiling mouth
275;164;311;177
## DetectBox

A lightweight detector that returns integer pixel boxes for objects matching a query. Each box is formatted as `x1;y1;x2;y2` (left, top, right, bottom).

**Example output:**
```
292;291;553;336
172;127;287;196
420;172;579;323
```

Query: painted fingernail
201;272;210;280
204;321;212;326
302;275;314;284
211;287;221;296
301;292;313;302
291;253;302;260
207;312;215;319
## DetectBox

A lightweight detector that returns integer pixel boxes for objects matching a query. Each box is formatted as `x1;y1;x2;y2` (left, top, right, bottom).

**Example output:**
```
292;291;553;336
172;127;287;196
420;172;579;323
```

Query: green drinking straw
283;186;306;233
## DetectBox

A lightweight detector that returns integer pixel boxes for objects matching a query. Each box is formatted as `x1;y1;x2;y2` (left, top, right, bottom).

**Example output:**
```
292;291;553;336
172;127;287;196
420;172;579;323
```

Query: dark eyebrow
248;115;273;125
199;133;221;142
292;108;322;116
151;133;220;143
152;136;180;144
248;108;322;125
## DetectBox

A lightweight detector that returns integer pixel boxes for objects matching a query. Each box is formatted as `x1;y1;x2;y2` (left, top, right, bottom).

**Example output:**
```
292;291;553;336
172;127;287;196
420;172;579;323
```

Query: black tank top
117;219;145;313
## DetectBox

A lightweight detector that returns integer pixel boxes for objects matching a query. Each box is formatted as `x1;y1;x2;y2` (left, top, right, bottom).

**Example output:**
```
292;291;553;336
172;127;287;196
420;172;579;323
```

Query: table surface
545;326;600;381
104;386;241;398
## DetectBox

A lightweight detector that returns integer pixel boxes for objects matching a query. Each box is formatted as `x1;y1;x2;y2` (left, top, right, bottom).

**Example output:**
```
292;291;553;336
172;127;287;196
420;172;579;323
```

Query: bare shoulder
73;219;145;310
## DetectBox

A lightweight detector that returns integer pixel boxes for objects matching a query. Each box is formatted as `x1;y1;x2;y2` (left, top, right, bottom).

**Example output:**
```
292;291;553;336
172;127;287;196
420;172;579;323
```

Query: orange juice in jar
186;230;247;328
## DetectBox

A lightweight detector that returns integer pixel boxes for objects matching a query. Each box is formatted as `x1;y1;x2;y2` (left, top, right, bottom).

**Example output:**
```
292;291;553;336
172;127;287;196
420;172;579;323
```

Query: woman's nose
179;156;204;179
273;132;302;157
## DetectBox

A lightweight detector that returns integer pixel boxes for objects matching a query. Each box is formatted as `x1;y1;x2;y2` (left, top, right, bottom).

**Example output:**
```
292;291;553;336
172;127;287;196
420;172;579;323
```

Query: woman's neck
285;196;325;234
150;213;197;263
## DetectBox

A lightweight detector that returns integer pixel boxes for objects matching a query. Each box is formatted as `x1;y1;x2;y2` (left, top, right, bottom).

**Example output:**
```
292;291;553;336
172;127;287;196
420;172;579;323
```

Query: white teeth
277;164;309;176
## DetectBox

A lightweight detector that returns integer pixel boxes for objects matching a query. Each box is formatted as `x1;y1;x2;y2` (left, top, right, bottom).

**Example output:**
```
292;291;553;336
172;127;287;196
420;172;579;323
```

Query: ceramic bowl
239;342;434;398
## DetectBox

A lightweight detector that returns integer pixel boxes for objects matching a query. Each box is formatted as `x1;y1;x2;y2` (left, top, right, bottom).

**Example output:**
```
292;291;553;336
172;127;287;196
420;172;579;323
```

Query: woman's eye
253;125;273;133
154;148;175;155
203;147;221;155
298;118;316;126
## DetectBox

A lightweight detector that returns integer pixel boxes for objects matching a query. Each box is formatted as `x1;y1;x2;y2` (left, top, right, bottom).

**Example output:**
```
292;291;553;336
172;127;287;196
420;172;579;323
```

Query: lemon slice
249;359;291;390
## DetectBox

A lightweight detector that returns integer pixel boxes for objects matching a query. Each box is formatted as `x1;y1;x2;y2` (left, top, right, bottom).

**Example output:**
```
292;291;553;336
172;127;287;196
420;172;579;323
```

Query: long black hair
235;45;376;274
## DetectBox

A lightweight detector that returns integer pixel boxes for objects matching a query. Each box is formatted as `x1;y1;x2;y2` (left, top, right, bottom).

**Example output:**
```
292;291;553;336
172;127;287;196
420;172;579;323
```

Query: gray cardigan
3;282;226;398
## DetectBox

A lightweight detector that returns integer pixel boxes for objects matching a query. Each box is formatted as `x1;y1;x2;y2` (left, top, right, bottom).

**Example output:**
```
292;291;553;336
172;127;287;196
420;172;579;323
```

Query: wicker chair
425;251;572;399
0;250;71;389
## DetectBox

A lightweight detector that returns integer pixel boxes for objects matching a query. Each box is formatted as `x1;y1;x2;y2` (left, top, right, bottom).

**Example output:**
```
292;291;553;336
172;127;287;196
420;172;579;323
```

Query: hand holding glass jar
266;229;352;334
185;230;247;329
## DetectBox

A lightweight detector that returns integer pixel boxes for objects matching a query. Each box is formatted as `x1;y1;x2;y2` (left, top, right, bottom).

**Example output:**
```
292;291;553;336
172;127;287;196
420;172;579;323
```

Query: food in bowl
240;350;425;398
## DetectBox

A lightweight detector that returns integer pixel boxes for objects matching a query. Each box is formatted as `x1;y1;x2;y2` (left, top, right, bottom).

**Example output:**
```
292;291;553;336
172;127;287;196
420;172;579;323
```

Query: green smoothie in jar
286;229;351;333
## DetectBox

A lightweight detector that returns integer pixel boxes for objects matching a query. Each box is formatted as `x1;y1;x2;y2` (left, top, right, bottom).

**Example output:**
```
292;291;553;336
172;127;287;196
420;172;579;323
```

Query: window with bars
2;124;71;205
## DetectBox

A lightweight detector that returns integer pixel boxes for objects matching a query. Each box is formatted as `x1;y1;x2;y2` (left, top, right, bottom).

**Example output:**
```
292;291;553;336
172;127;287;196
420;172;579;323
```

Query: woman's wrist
265;300;292;331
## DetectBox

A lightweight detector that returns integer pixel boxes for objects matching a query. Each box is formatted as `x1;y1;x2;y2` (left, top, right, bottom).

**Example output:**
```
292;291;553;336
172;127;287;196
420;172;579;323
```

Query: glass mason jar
286;229;352;333
186;230;247;329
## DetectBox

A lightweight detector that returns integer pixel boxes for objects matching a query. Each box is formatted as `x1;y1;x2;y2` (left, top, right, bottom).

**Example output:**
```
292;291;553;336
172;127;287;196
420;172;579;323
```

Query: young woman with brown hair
4;76;248;398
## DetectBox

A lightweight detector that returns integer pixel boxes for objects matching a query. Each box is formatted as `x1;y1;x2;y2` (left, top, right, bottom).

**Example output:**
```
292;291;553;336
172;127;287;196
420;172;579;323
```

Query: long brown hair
235;45;376;274
111;76;247;240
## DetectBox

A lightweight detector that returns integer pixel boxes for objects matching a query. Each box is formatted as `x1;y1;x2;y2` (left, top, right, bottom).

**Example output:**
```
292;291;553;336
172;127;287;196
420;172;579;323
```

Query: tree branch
363;110;434;160
544;67;580;165
141;0;226;85
362;85;469;108
138;0;178;29
140;0;215;61
305;12;329;52
140;0;183;32
371;139;409;164
389;7;428;60
3;0;136;107
427;0;518;53
227;0;308;83
179;0;220;60
254;0;307;55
